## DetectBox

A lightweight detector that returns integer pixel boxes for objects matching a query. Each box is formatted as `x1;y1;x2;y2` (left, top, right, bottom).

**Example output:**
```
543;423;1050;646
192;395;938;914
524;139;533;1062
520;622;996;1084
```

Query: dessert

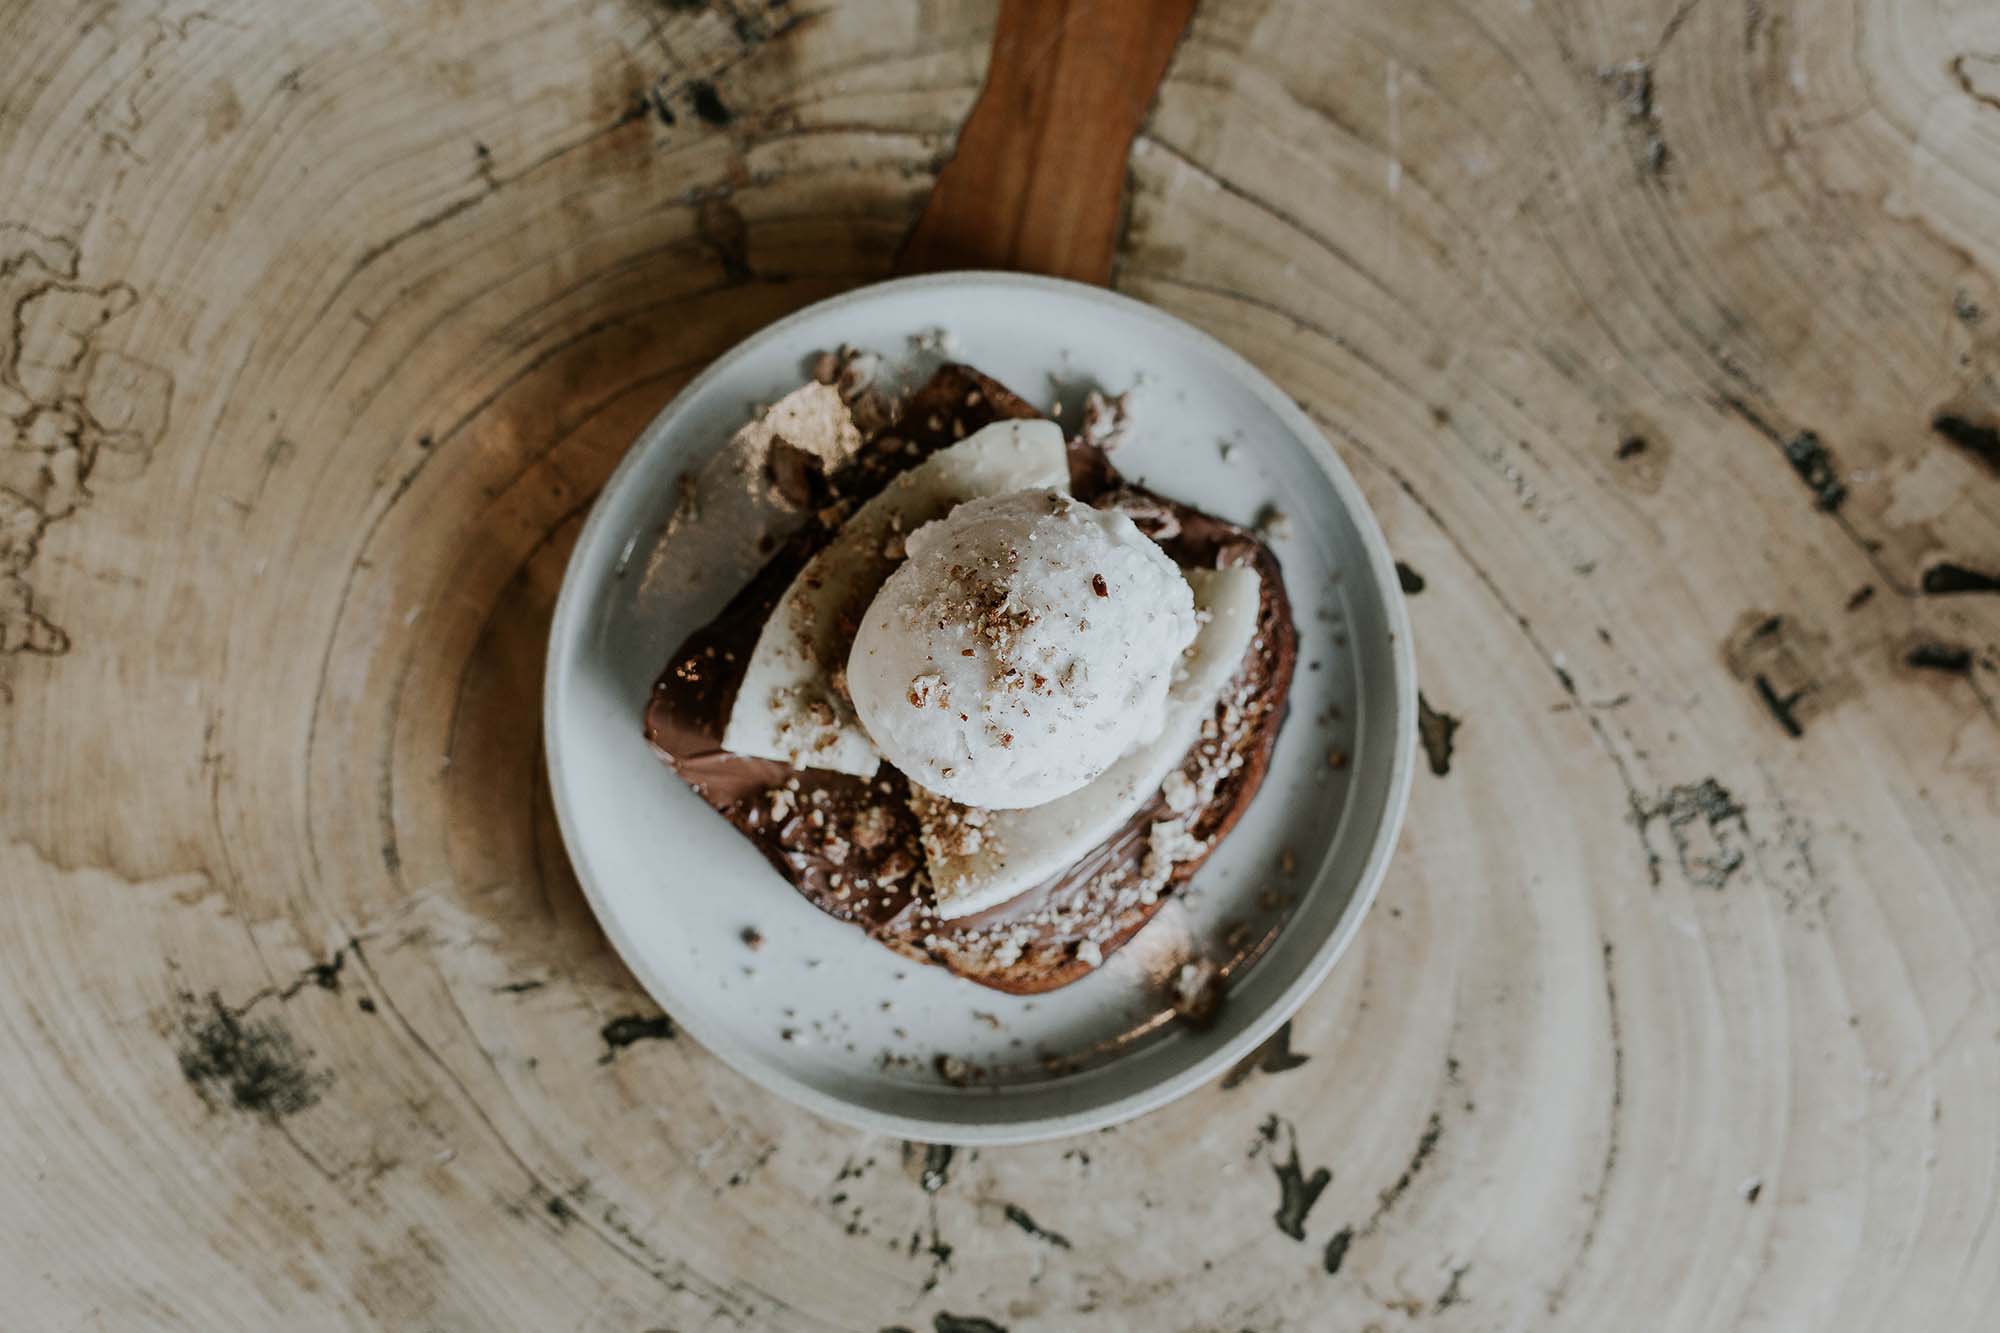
644;361;1297;994
847;488;1198;810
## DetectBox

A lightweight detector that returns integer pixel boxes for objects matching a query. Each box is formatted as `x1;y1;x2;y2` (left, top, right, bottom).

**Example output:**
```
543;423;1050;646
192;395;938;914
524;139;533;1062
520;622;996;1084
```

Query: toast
645;363;1296;993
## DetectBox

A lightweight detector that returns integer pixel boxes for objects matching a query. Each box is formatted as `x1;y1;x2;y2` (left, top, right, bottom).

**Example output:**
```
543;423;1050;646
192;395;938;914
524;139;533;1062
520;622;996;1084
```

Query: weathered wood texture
4;0;2000;1329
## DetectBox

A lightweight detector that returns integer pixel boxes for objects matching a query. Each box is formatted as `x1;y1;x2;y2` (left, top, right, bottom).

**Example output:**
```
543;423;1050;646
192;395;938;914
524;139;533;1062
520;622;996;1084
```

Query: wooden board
4;0;1999;1328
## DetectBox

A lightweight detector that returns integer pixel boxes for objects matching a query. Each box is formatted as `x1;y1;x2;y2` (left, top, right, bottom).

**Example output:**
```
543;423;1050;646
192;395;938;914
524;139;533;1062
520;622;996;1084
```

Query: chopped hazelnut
852;806;894;851
907;672;945;708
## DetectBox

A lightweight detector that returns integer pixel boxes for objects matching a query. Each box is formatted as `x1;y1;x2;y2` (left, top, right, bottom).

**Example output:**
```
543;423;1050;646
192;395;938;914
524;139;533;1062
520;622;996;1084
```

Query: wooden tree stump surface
6;1;2000;1328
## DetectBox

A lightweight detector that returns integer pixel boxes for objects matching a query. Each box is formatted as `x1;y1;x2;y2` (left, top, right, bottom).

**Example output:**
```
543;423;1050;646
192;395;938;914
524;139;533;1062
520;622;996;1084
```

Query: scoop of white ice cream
846;488;1197;809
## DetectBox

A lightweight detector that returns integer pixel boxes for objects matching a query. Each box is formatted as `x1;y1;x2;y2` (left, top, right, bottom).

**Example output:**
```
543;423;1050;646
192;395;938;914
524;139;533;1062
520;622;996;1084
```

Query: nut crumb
1091;573;1108;598
910;326;960;356
907;672;946;708
1079;390;1133;452
741;926;764;951
1170;960;1223;1027
1075;940;1103;968
852;805;894;851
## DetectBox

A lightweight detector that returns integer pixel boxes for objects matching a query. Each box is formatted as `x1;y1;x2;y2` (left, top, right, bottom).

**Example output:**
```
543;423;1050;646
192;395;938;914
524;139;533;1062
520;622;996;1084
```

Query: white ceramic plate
545;272;1414;1143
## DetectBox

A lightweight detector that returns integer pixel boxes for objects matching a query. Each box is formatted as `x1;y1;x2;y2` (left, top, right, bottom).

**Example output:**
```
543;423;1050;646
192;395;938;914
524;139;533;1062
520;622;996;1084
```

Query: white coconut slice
720;418;1069;774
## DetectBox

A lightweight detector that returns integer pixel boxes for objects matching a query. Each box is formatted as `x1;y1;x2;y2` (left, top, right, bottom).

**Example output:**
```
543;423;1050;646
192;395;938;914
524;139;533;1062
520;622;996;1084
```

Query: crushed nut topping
1078;389;1133;452
907;672;947;708
852;805;895;851
1170;959;1223;1026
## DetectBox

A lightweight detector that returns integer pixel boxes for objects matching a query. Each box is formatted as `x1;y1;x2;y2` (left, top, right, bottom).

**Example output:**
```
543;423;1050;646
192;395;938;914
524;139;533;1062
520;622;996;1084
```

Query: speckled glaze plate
545;272;1415;1144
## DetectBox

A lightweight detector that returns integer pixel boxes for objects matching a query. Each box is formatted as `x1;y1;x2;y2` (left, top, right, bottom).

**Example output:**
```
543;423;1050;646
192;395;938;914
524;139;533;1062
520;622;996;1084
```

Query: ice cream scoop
846;488;1197;809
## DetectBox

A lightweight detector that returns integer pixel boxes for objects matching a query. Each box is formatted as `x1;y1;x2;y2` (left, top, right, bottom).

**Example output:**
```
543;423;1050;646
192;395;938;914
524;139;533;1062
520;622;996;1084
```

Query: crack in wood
1922;561;2000;595
1724;609;1849;740
1598;59;1671;176
1261;1115;1333;1241
1322;1224;1354;1275
1905;642;1973;675
1320;1106;1447;1276
1950;54;2000;113
1632;779;1747;890
1932;411;2000;475
1365;1112;1442;1234
598;1012;677;1062
1417;692;1461;776
1712;393;1912;593
2;224;170;670
931;1315;1008;1333
1754;673;1806;738
916;1142;954;1193
1001;1203;1071;1249
1545;940;1625;1316
1220;1019;1310;1089
1781;430;1847;511
1434;1261;1471;1311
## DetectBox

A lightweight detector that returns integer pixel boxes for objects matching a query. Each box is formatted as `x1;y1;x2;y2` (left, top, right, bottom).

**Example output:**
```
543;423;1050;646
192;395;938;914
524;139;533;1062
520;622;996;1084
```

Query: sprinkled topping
1170;959;1223;1026
852;805;895;851
1078;390;1132;452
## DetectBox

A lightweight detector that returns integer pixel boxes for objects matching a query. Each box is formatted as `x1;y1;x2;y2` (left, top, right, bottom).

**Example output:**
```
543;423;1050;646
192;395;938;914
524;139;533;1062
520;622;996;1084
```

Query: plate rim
544;270;1417;1145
